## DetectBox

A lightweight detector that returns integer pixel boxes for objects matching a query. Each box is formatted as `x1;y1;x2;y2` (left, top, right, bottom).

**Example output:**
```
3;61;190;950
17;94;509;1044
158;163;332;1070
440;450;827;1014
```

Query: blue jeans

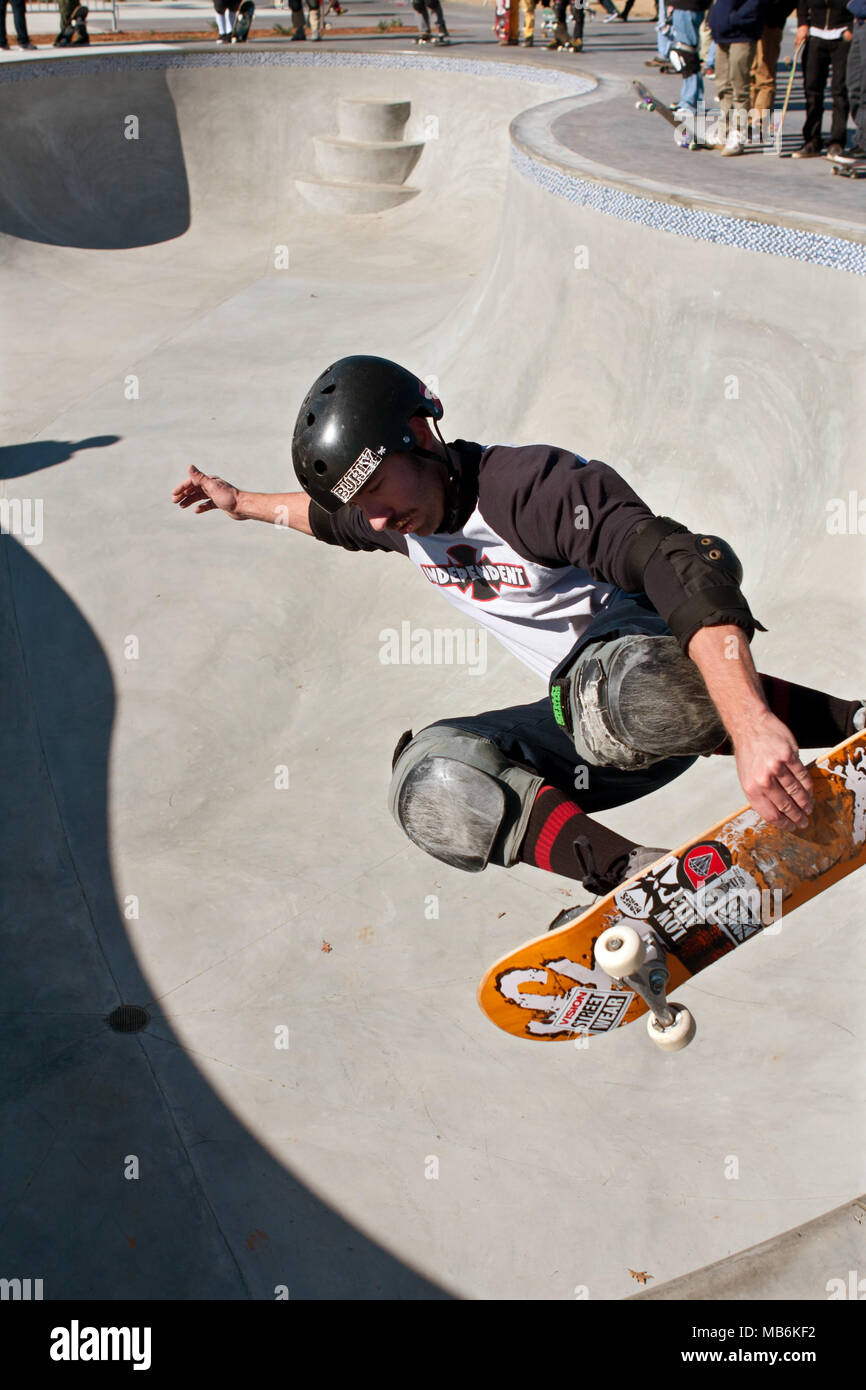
657;0;672;58
670;8;706;110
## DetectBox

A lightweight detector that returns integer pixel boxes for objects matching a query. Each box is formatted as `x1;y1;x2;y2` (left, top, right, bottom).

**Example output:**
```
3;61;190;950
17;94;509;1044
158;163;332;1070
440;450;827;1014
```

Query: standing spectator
700;12;717;74
709;0;771;153
412;0;449;40
1;0;35;47
793;0;852;155
553;0;588;46
750;0;795;122
841;0;866;155
653;2;675;66
520;0;539;43
212;0;240;41
669;0;712;115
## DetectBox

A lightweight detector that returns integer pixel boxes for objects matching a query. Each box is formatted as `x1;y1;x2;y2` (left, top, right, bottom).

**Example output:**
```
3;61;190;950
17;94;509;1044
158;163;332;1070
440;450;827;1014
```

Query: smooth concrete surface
631;1197;866;1300
1;45;865;1301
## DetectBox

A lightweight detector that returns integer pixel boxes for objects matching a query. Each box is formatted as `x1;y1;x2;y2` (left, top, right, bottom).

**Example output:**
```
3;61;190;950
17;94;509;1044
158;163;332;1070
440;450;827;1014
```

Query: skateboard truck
595;925;696;1050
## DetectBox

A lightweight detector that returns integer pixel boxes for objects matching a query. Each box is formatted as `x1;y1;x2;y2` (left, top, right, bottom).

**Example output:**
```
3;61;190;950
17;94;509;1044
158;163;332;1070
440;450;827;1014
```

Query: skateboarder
172;357;864;899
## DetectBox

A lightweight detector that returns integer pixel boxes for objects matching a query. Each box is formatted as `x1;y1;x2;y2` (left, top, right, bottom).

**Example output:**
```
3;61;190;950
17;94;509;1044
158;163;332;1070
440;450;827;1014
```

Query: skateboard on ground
232;0;255;41
633;79;714;151
829;152;866;178
478;730;866;1050
54;4;88;46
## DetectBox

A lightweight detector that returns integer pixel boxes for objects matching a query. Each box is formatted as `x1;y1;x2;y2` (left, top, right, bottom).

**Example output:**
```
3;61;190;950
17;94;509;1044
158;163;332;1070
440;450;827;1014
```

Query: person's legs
427;0;448;33
802;36;831;147
656;0;673;60
670;7;704;110
847;22;866;149
827;33;851;145
388;700;694;894
10;0;30;42
751;25;782;112
714;41;733;129
728;40;757;140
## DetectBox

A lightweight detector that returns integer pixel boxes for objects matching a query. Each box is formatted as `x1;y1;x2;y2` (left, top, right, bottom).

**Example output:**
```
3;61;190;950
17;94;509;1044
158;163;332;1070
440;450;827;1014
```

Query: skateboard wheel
647;1003;695;1051
595;923;646;978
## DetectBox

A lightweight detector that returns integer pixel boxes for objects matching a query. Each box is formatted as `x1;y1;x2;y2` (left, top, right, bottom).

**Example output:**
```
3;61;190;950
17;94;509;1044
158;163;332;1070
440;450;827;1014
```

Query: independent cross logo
419;544;530;603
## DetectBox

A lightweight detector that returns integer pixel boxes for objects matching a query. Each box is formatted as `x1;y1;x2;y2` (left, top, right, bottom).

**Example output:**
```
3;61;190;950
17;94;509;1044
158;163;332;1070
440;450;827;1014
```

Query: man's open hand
733;710;814;831
172;465;246;519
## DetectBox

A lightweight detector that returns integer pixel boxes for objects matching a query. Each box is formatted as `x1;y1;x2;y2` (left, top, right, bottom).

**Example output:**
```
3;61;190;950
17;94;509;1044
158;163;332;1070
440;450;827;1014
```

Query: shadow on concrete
0;528;451;1298
0;438;120;480
0;69;189;247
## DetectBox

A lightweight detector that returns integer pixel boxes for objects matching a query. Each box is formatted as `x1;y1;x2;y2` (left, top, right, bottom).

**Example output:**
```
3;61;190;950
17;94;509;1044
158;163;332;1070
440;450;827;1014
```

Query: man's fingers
760;779;811;830
194;500;216;513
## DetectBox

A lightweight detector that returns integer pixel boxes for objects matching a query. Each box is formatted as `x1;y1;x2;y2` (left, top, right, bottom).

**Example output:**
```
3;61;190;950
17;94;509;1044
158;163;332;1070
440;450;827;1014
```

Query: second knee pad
573;634;726;767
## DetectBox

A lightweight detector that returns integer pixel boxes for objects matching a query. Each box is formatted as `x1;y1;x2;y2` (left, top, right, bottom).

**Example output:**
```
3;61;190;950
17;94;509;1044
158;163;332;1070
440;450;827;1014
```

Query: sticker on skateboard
478;730;866;1049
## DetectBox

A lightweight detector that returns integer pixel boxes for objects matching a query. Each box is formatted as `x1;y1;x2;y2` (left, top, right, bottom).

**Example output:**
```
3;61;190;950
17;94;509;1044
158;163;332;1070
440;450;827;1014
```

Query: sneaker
572;838;670;898
826;142;844;158
792;142;822;158
18;39;37;48
603;10;621;21
521;34;533;44
833;144;866;164
722;133;745;155
704;66;714;78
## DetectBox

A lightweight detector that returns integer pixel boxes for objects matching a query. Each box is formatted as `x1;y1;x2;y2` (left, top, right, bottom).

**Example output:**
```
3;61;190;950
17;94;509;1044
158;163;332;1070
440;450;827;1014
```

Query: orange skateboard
478;730;866;1049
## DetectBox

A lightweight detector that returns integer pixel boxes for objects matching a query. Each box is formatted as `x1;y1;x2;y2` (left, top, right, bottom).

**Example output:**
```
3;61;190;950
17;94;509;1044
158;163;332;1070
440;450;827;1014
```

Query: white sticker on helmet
331;445;386;504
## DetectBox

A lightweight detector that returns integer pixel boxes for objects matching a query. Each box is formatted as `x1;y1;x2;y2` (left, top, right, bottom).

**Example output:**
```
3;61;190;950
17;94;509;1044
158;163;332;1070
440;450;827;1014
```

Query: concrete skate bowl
2;50;864;1302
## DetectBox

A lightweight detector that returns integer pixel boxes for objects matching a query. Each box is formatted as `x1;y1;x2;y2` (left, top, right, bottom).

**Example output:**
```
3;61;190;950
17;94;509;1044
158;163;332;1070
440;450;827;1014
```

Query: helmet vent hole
321;383;336;395
313;460;327;475
306;412;315;426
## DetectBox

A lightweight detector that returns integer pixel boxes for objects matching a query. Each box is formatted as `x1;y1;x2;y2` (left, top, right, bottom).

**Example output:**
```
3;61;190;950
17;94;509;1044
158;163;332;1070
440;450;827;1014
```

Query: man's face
351;422;448;536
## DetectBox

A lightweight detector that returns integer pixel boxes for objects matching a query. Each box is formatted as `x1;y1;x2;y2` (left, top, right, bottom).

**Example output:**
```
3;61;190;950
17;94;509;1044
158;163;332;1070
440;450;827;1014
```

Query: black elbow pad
622;516;767;651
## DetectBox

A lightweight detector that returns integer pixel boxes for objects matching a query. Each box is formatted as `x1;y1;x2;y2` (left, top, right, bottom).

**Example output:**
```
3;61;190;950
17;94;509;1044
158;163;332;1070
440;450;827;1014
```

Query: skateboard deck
54;3;88;45
830;156;866;178
633;79;712;150
494;0;518;44
478;729;866;1043
232;0;255;41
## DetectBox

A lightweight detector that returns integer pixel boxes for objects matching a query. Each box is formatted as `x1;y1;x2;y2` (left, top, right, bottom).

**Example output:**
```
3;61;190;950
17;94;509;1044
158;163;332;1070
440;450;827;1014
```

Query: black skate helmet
292;355;447;515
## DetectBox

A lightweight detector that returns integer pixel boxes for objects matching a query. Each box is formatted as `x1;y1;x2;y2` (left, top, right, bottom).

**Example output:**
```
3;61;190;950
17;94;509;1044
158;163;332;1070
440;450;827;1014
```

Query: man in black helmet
172;356;864;905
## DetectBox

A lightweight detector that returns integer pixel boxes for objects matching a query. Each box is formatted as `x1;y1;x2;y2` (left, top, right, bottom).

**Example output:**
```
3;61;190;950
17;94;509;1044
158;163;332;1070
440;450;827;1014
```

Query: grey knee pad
571;634;726;769
388;725;544;871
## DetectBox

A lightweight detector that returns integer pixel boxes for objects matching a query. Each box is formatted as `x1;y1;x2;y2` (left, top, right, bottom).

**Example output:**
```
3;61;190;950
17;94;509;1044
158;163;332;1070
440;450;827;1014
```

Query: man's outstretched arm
686;624;813;831
171;465;314;535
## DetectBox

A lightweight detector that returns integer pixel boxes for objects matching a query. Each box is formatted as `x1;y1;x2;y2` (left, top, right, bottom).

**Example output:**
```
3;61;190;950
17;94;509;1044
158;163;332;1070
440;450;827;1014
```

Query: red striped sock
517;784;638;883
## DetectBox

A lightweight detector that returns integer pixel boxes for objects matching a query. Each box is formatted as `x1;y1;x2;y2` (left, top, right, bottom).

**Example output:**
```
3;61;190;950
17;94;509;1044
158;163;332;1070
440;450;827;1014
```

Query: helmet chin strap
415;421;460;533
